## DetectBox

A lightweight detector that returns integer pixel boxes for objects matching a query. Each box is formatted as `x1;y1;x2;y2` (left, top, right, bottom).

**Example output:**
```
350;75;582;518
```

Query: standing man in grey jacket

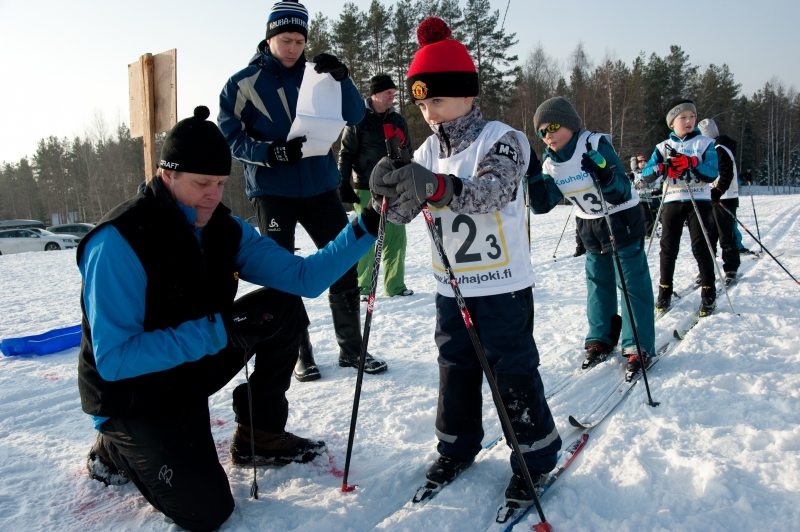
338;74;414;300
218;0;387;382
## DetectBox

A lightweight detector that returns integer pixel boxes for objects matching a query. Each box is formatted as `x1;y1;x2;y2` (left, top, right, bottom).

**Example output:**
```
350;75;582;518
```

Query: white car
0;228;81;255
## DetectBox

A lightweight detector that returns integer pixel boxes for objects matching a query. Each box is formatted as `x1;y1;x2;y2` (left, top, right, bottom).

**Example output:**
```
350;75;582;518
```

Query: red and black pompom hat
406;17;479;101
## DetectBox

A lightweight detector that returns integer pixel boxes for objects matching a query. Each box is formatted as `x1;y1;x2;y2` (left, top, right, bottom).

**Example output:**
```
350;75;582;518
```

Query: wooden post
129;49;177;183
141;53;157;182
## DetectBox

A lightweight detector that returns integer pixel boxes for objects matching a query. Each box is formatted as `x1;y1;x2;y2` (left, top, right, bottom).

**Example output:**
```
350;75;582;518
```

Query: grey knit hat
698;118;719;139
533;97;582;132
666;99;697;127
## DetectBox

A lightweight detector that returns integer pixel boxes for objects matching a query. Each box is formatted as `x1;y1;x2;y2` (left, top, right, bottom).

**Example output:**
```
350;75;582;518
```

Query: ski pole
717;203;800;285
663;145;736;313
524;176;531;252
420;204;551;530
341;196;387;493
586;140;659;407
552;203;574;260
748;180;763;254
646;178;668;257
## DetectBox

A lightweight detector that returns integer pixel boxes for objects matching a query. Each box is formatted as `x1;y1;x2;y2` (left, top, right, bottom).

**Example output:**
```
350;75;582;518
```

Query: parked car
28;228;79;238
0;229;80;255
46;223;95;240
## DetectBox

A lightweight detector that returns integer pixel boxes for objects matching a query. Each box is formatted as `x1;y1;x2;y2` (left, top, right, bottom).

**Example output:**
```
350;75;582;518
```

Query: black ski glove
580;150;614;187
267;136;306;166
352;202;380;237
370;157;402;199
222;308;274;350
312;53;349;81
710;187;723;204
338;179;361;204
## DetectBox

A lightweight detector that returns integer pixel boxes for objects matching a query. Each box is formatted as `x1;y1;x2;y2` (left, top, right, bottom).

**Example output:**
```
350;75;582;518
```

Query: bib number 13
434;214;502;263
568;192;603;214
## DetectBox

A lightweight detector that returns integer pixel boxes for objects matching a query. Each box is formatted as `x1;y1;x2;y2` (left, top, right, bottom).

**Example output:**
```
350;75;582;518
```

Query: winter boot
725;271;737;286
624;348;652;381
583;343;612;369
573;247;586;258
695;274;702;285
293;328;320;382
86;433;129;486
424;454;475;486
655;284;673;311
739;247;755;255
229;424;326;466
504;472;549;508
699;286;717;317
330;288;387;374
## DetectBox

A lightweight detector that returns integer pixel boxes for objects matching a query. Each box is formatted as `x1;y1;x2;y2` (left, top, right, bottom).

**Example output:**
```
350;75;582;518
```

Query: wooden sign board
128;49;177;137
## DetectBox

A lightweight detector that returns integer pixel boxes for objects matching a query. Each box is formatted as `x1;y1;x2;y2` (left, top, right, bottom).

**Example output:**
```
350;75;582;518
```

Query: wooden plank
153;49;177;134
141;53;158;182
128;60;143;138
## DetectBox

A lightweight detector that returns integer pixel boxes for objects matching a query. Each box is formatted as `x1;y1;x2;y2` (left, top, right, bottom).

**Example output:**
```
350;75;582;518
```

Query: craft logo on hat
160;160;179;169
412;80;428;100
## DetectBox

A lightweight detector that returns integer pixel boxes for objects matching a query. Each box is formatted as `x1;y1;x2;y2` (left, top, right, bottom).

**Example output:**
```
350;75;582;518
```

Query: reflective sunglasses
537;123;561;139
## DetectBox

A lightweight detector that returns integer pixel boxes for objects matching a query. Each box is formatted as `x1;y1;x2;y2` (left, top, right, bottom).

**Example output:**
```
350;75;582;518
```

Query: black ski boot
293;328;320;382
504;472;548;507
583;344;612;369
694;274;702;285
624;349;652;382
330;288;387;374
699;285;717;317
229;424;326;466
86;433;129;486
655;284;673;312
725;271;737;286
412;454;475;503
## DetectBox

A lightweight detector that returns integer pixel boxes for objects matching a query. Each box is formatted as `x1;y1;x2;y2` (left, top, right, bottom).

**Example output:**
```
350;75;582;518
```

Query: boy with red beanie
371;17;560;510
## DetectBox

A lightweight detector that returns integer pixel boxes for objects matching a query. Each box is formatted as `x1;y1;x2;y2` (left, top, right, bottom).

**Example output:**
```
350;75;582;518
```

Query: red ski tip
341;482;357;492
533;522;553;532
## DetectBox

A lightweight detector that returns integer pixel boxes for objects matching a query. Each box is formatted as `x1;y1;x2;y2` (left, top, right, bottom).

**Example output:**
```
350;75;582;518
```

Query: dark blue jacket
218;43;365;199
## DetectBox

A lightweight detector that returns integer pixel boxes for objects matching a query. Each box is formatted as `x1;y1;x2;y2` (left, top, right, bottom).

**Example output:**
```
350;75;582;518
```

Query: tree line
2;0;798;225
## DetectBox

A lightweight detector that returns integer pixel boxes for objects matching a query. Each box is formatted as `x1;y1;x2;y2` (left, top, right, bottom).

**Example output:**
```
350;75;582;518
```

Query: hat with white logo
159;106;231;176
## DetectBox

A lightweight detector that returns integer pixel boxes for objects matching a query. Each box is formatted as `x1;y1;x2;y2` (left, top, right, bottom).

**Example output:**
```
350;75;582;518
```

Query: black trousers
253;189;357;295
707;199;741;274
101;288;308;531
659;201;716;286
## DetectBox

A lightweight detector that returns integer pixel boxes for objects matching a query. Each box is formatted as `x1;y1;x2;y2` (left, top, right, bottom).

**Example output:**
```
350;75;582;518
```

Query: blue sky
1;0;798;164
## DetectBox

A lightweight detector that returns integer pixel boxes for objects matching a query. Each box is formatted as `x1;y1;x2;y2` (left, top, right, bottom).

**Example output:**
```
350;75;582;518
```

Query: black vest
76;177;242;417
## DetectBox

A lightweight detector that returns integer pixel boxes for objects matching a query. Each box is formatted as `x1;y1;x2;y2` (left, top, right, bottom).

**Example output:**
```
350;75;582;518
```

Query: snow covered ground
1;196;799;531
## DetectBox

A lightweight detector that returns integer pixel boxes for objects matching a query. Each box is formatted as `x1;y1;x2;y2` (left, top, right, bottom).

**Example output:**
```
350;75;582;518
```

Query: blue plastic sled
1;324;82;356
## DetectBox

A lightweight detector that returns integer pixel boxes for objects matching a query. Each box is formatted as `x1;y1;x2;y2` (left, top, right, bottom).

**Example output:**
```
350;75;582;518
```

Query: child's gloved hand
580;150;613;185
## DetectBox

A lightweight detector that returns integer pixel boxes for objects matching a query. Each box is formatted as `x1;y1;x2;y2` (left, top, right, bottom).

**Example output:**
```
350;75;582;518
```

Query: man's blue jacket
218;43;365;199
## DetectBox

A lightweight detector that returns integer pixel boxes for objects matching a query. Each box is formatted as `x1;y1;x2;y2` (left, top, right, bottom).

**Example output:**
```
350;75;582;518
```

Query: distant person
79;106;380;531
338;74;414;300
698;118;740;285
642;99;719;316
631;153;661;236
217;0;387;382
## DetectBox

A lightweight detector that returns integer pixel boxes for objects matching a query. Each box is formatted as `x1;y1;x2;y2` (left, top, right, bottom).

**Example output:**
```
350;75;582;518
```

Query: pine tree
364;0;393;78
306;12;333;60
331;3;368;94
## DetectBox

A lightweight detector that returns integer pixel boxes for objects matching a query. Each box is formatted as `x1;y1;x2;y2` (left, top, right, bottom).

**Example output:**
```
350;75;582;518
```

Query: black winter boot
583;343;612;369
504;472;549;507
329;288;387;374
229;424;326;466
700;285;716;317
86;433;129;486
655;284;673;311
293;328;320;382
424;454;475;486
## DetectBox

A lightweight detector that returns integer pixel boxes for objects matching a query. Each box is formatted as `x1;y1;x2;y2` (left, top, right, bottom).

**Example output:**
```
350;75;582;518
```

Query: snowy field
1;196;799;531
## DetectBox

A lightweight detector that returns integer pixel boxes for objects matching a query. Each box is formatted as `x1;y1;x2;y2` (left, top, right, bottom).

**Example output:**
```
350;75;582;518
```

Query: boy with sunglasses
641;100;719;316
527;97;655;376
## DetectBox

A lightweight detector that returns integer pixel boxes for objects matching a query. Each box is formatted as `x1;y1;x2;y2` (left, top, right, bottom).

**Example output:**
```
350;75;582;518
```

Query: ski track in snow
1;196;799;531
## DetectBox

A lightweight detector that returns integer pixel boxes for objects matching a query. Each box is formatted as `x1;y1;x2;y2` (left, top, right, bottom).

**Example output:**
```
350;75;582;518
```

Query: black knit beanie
159;106;232;176
266;0;309;40
370;74;397;95
533;96;582;132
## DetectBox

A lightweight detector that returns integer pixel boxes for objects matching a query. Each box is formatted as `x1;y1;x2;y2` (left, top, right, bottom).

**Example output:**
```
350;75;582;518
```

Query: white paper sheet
287;62;347;157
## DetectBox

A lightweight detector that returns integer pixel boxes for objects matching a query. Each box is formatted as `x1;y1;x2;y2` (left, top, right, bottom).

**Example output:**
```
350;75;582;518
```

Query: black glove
580;150;613;186
267;136;306;166
338;180;360;204
312;53;349;81
223;308;274;350
356;202;381;237
710;187;723;204
370;156;401;199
